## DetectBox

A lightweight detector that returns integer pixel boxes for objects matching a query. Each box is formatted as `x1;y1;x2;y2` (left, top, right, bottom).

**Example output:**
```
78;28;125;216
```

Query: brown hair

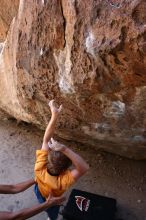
47;151;72;176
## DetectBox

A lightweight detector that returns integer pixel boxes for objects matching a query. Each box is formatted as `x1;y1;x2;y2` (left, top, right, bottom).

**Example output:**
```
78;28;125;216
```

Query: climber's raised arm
42;100;62;151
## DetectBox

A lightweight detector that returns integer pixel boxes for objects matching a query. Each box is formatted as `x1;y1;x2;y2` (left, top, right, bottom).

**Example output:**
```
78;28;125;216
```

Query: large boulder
0;0;146;159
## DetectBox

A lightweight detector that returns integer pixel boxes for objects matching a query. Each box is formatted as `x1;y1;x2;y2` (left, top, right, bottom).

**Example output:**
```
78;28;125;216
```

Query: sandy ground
0;118;146;220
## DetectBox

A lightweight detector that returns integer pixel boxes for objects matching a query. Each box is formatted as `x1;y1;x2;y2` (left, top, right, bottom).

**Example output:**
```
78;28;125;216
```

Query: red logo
75;196;90;211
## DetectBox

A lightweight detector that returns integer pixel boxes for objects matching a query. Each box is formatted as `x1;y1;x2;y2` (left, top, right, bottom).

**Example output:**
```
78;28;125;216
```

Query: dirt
0;118;145;220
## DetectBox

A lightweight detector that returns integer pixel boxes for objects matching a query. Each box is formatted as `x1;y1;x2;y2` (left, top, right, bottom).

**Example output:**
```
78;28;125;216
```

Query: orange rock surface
0;0;146;159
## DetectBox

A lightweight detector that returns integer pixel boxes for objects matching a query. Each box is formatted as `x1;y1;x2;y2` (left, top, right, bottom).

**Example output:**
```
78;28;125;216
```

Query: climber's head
47;149;72;176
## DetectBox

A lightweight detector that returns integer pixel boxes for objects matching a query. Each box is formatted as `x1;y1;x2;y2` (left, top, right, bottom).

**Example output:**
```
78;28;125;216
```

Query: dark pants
34;184;60;220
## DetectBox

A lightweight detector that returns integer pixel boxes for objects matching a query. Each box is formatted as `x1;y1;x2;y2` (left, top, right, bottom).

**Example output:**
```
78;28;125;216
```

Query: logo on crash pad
75;196;90;211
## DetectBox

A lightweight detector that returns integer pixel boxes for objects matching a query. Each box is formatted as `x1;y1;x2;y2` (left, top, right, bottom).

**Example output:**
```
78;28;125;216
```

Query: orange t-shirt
34;150;75;198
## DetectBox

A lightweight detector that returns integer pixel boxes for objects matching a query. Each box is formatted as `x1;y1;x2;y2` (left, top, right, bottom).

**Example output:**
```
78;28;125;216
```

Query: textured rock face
0;0;19;42
0;0;146;159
